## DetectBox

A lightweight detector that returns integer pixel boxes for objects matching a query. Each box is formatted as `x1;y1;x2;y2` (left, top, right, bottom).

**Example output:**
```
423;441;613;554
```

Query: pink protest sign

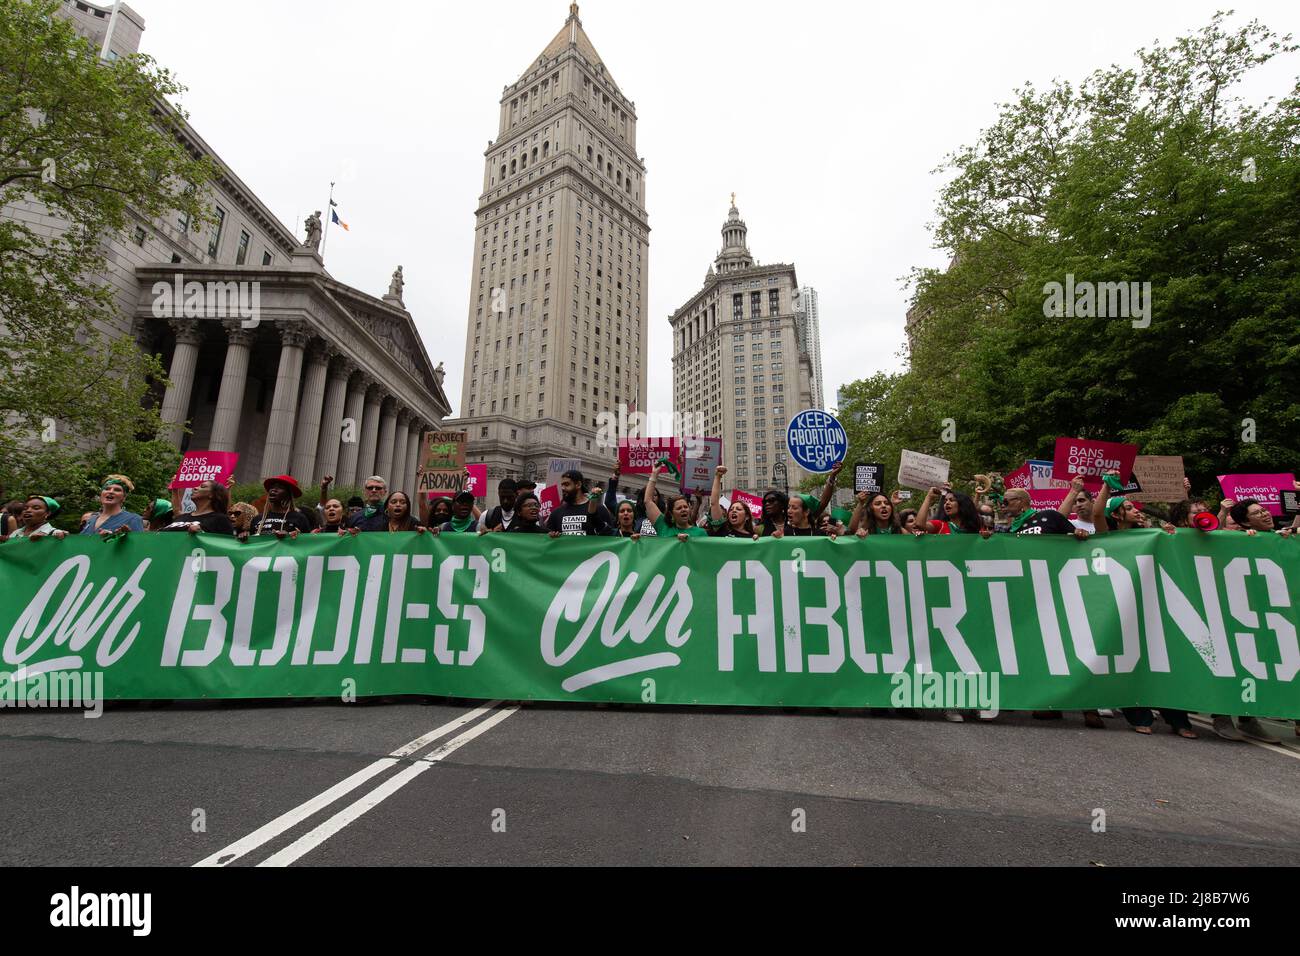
731;489;764;519
1217;473;1297;517
1006;463;1068;509
1053;437;1139;489
425;464;487;499
537;484;563;524
169;451;238;490
619;437;680;474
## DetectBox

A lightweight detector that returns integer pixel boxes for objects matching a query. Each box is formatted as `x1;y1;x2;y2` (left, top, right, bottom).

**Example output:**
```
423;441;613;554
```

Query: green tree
842;14;1299;500
0;0;212;512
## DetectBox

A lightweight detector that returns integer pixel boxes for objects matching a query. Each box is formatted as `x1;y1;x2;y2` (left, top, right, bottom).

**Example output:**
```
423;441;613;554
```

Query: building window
133;226;146;247
262;250;273;266
481;426;489;438
207;206;225;257
235;230;250;265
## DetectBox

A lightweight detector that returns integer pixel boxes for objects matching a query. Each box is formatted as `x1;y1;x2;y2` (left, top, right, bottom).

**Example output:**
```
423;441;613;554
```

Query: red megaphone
1192;512;1219;531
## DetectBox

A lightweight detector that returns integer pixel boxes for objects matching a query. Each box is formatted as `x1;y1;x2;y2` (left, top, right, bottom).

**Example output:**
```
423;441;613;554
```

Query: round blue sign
786;409;847;474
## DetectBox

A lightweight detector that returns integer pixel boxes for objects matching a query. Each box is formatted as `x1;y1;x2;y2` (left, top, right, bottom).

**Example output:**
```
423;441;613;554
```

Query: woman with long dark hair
162;480;234;535
707;465;757;539
383;491;424;532
918;486;987;536
850;491;901;536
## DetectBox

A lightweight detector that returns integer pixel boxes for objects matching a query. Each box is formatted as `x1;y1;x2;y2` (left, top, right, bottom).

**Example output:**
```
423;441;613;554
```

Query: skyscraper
669;199;815;493
797;285;825;410
450;4;649;484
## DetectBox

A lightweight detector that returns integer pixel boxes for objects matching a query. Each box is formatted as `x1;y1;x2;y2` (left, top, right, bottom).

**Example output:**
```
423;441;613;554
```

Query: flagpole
321;181;335;256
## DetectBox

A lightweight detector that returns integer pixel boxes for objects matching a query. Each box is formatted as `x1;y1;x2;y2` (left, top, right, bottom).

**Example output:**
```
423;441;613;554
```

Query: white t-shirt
1070;517;1096;534
11;522;55;537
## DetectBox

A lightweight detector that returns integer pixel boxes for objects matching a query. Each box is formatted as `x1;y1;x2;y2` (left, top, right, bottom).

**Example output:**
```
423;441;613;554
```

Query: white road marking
194;701;503;867
1189;715;1300;762
258;704;519;867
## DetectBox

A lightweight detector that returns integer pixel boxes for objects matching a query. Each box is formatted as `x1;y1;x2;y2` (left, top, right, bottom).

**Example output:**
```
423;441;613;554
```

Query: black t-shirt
251;509;313;535
1013;510;1078;535
506;519;546;533
161;512;235;535
546;502;613;536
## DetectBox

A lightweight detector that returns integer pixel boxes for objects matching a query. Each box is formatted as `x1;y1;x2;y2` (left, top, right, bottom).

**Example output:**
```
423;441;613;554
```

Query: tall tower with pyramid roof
450;4;650;486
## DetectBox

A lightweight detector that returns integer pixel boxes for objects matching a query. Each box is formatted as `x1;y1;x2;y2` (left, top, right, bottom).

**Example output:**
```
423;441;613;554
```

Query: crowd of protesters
3;459;1297;743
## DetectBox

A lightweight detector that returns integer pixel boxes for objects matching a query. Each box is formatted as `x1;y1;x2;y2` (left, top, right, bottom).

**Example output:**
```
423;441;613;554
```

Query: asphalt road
2;701;1298;866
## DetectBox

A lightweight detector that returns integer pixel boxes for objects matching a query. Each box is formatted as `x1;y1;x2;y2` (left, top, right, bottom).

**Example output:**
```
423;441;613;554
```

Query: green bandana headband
102;478;131;492
38;496;60;516
152;498;174;519
798;493;819;513
1105;496;1128;517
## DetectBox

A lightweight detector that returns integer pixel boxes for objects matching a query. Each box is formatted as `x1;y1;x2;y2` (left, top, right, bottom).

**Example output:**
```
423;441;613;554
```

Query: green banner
1;530;1298;715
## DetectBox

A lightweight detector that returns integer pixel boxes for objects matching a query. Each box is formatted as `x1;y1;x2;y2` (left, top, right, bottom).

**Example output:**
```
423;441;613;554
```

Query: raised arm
849;491;868;535
917;486;941;531
604;463;620;513
1090;473;1111;534
710;465;727;522
1060;475;1085;518
643;465;663;524
814;460;843;517
319;475;333;510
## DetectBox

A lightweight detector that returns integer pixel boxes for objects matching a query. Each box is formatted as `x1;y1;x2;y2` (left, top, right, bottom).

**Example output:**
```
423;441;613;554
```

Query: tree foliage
838;14;1299;500
0;0;213;515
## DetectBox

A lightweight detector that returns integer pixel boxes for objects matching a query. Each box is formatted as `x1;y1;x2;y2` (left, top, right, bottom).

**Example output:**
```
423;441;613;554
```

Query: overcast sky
137;0;1297;418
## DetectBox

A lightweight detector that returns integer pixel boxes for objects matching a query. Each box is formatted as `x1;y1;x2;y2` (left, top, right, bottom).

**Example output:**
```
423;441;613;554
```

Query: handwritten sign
897;449;951;491
416;431;467;495
426;463;487;499
169;451;238;490
1126;456;1186;503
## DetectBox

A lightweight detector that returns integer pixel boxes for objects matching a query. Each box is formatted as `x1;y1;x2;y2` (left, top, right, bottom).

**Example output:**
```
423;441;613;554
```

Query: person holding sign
850;491;902;536
772;461;843;538
643;463;707;540
707;466;757;539
160;480;233;535
546;470;614;537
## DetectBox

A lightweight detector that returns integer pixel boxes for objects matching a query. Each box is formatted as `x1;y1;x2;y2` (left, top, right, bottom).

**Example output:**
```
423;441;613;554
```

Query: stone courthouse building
7;1;452;490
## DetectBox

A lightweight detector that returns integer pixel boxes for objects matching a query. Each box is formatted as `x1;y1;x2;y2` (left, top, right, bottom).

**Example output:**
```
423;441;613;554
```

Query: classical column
354;382;384;484
260;321;309;479
336;372;368;486
405;419;424;494
289;340;335;483
374;398;399;484
391;409;412;492
209;320;255;452
159;319;203;446
314;356;353;483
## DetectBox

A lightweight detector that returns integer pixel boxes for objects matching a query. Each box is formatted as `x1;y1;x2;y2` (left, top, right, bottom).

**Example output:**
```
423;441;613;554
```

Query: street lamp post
523;461;538;483
771;459;788;496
